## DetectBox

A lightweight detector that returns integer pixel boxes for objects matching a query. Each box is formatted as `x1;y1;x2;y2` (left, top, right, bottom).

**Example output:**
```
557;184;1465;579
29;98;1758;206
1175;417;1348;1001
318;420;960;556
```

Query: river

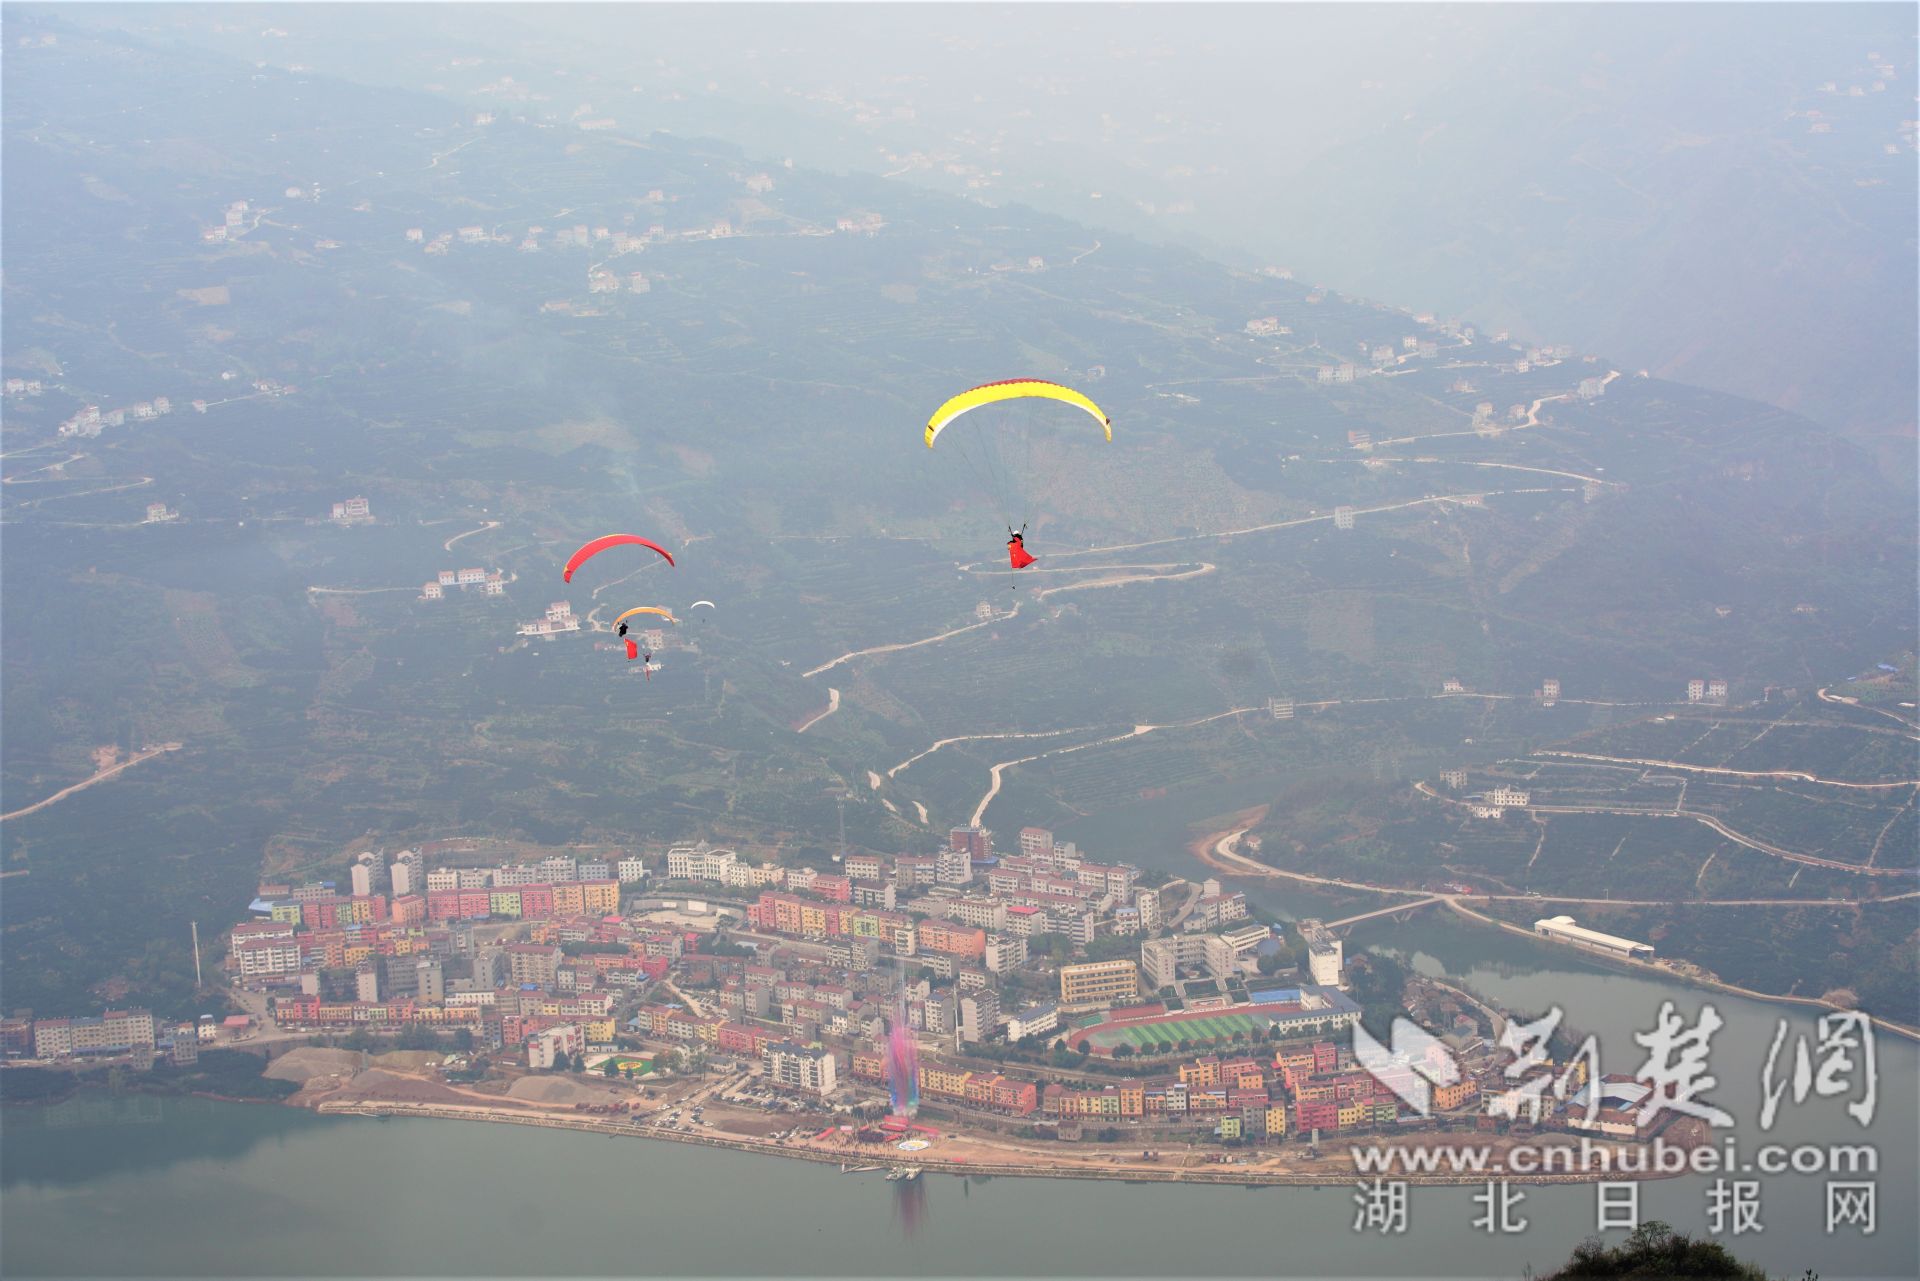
3;813;1914;1278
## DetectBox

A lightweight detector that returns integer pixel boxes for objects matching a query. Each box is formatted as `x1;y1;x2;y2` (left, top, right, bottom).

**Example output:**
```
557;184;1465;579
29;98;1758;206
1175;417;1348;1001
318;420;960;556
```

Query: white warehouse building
1533;916;1653;960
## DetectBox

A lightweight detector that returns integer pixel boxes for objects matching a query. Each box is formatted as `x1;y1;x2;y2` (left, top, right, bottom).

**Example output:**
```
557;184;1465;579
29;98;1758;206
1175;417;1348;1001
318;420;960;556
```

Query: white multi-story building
959;990;1000;1044
1298;921;1345;988
33;1020;74;1058
1193;890;1249;929
389;850;423;898
722;860;785;890
909;894;1005;932
666;842;738;883
617;857;648;884
1075;861;1138;899
1135;887;1161;933
934;847;974;886
1004;1003;1059;1044
36;1010;156;1059
984;933;1027;974
990;1006;1052;1044
1141;934;1237;988
527;1024;585;1069
520;601;582;636
1219;922;1273;956
232;938;303;979
894;855;938;888
763;1042;837;1095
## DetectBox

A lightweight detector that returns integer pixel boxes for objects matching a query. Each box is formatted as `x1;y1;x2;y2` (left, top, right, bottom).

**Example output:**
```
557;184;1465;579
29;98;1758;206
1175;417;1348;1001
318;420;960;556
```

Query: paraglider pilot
1008;525;1037;571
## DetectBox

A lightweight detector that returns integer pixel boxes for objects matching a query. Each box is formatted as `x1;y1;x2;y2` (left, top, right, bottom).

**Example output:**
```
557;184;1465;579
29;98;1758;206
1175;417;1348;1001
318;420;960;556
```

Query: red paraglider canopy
562;534;675;582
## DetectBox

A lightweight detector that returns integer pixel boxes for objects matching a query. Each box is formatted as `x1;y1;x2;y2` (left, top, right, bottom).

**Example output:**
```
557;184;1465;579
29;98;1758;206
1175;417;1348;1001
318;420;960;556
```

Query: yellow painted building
1180;1059;1221;1088
919;1065;974;1099
1059;959;1139;1005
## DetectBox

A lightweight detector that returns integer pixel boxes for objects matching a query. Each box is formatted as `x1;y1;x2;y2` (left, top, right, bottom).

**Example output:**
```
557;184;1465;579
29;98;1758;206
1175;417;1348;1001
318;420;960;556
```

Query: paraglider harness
1007;524;1035;586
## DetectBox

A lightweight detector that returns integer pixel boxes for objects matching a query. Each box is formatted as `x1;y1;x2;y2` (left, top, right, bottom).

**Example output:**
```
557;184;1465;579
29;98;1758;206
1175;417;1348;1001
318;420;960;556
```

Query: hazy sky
49;2;1920;443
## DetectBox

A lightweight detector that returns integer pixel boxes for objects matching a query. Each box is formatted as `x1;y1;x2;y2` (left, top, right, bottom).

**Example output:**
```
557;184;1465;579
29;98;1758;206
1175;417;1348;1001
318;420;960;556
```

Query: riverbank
1185;805;1270;877
312;1098;1648;1188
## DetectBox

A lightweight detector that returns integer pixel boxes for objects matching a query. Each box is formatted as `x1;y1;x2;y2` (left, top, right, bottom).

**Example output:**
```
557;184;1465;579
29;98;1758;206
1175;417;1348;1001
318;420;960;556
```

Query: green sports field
1078;1010;1274;1054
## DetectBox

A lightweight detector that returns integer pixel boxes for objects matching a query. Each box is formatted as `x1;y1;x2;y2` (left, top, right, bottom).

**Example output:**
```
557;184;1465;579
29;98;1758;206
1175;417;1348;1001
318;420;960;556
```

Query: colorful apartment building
916;918;987;959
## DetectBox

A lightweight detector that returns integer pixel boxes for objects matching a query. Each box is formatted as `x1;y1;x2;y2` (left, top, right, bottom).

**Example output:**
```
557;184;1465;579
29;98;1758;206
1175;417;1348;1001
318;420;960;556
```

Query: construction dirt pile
262;1047;364;1084
505;1075;627;1107
331;1069;479;1107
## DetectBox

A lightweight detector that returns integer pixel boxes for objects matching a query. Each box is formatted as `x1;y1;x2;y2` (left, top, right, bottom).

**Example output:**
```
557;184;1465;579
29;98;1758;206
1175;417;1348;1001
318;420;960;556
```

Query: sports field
1077;1009;1275;1054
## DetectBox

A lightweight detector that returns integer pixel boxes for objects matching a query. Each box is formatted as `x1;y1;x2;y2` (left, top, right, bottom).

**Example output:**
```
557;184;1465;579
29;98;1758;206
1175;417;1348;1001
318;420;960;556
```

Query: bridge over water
1322;895;1446;934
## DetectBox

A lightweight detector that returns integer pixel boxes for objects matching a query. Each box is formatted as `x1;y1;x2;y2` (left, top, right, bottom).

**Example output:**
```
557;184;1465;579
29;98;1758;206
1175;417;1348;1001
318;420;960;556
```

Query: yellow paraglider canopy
925;379;1111;448
611;606;678;628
